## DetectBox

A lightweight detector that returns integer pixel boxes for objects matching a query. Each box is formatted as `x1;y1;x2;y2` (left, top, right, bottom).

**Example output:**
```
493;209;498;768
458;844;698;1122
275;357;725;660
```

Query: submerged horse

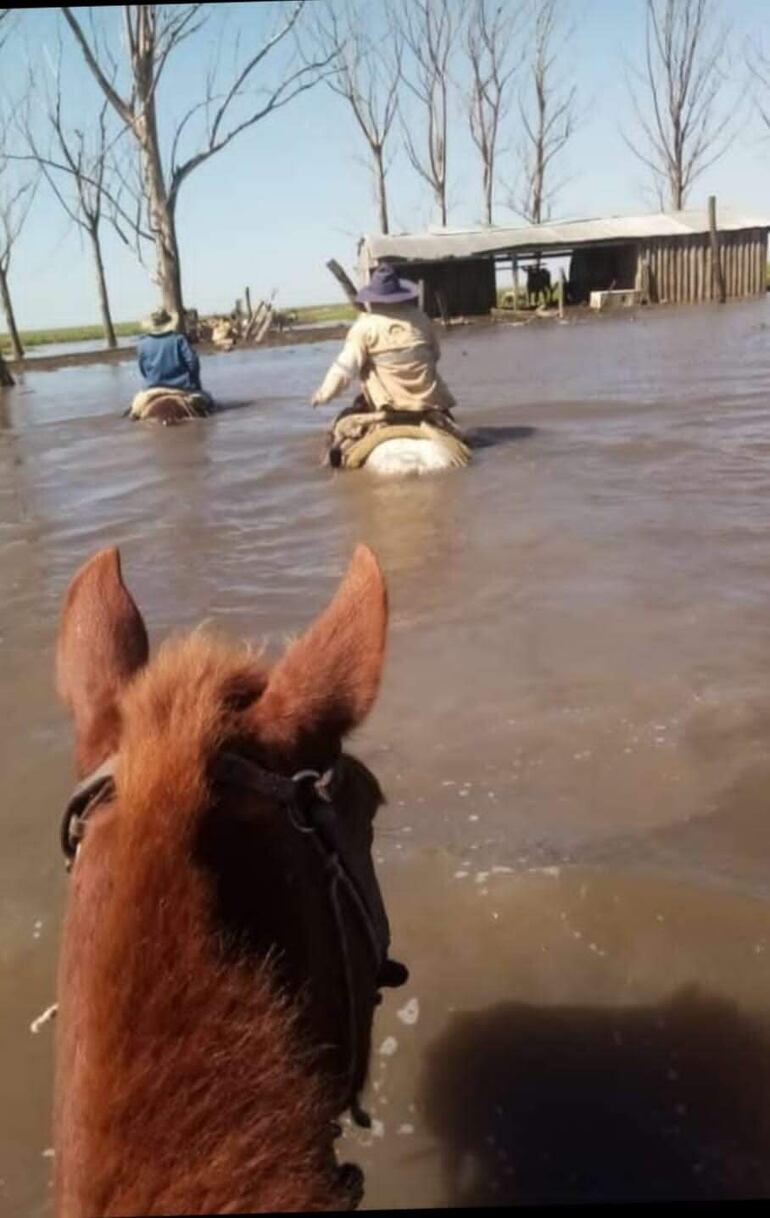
54;545;407;1215
127;387;214;425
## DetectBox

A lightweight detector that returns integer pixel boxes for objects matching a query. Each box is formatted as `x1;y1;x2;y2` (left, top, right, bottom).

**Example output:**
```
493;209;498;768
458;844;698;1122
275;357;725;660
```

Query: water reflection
331;466;465;579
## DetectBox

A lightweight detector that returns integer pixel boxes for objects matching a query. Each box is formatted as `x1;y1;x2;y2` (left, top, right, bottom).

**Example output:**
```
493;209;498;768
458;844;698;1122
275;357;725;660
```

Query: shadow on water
119;399;257;421
467;424;536;450
421;985;770;1205
211;398;258;415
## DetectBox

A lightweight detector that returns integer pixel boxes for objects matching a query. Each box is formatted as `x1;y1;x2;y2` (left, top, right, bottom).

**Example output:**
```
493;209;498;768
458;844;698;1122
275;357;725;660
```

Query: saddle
128;387;214;423
327;401;471;470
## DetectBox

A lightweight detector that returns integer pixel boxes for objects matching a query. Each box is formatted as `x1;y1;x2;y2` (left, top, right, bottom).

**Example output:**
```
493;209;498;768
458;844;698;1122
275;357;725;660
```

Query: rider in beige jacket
311;265;456;414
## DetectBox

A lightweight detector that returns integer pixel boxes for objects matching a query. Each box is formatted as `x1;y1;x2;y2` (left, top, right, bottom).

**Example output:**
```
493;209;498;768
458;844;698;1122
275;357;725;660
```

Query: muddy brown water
3;300;770;1212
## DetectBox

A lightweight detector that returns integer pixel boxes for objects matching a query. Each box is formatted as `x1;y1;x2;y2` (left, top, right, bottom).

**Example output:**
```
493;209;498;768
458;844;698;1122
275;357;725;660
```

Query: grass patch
1;320;140;354
287;302;357;323
1;305;355;354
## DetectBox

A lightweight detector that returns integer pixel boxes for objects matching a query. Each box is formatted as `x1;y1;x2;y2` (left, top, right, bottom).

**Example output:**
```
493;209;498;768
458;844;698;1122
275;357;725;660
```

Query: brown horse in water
54;545;406;1215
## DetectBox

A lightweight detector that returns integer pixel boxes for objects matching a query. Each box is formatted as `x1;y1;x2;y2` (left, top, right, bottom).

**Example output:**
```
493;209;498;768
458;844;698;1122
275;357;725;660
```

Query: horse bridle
61;750;406;1128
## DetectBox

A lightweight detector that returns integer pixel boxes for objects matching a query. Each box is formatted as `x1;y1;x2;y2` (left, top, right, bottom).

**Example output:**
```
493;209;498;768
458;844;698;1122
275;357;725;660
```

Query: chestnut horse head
54;545;405;1215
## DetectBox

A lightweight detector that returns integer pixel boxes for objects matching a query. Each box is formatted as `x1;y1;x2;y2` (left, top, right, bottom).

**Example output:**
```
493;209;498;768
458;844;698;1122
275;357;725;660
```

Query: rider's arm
178;335;201;386
311;325;366;406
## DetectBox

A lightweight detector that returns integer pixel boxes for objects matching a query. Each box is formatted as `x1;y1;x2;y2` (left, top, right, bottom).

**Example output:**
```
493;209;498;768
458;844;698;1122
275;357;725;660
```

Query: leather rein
60;750;394;1128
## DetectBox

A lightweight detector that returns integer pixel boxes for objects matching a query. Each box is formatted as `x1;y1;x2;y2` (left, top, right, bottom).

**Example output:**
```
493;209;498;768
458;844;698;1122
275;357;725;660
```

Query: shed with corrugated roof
357;208;770;317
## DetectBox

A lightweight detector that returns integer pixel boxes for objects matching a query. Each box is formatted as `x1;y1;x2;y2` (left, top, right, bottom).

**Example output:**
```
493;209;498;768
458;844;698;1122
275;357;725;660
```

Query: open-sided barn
357;208;770;318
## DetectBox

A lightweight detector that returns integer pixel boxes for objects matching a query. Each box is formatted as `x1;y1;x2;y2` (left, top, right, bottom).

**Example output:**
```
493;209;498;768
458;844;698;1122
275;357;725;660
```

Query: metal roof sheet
362;208;770;263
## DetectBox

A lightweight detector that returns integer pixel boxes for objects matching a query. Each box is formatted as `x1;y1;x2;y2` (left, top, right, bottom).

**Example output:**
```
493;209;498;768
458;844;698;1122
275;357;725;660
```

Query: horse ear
254;545;388;760
56;547;149;775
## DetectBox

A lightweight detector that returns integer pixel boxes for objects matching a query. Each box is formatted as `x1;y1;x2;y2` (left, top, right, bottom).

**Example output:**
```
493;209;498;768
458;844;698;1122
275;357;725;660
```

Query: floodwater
3;299;770;1212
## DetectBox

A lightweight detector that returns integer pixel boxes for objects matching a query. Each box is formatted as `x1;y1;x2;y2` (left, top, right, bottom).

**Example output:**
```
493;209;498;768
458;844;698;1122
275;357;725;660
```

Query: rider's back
137;332;200;392
350;305;455;413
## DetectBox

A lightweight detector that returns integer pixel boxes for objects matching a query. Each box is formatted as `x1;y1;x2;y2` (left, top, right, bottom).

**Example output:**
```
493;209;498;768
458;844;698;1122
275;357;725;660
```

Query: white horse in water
363;436;463;475
326;401;471;477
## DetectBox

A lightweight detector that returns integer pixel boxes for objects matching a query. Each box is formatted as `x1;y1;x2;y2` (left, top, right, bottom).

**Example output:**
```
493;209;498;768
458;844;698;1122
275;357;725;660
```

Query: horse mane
57;632;348;1215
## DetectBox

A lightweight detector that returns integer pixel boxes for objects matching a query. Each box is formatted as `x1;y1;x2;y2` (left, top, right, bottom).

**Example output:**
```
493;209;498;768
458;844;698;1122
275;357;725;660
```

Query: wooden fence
639;229;768;304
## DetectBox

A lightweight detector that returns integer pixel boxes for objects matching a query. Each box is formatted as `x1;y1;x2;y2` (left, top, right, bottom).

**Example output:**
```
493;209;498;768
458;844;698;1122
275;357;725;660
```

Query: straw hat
141;306;178;335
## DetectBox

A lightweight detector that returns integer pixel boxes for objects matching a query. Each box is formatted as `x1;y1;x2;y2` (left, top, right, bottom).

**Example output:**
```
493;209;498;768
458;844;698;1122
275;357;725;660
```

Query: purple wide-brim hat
357;263;420;305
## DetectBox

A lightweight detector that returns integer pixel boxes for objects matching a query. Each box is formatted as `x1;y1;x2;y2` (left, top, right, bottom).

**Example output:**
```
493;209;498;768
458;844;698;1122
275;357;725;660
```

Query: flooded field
2;299;770;1211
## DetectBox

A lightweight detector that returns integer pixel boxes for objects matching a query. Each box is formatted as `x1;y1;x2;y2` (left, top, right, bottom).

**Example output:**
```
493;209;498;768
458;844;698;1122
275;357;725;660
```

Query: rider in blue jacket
136;307;212;404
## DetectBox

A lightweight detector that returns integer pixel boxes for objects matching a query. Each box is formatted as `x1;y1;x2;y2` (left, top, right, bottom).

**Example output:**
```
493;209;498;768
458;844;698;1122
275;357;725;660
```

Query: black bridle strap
61;748;389;1127
212;751;385;1125
60;757;117;866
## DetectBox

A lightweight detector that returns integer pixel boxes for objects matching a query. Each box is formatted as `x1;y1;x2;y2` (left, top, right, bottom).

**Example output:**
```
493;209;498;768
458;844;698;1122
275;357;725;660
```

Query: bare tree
0;171;35;362
0;104;37;362
61;3;336;326
747;36;770;135
463;0;524;226
307;0;402;234
514;0;576;225
0;9;15;383
0;8;13;52
20;52;123;348
625;0;733;211
397;0;457;227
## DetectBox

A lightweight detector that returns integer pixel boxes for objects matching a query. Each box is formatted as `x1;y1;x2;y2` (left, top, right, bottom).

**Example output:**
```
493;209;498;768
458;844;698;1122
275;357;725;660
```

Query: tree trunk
0;351;13;387
531;160;543;225
0;265;24;361
374;148;389;235
136;101;186;327
89;224;117;349
484;159;493;225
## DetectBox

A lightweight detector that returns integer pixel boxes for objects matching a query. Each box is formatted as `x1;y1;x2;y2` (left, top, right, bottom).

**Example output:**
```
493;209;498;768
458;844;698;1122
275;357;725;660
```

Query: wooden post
751;231;759;295
326;258;362;309
558;269;566;318
435;287;449;326
725;235;733;299
708;195;726;304
512;255;519;310
245;287;252;319
639;254;651;304
418;278;426;311
244;300;266;342
254;305;274;344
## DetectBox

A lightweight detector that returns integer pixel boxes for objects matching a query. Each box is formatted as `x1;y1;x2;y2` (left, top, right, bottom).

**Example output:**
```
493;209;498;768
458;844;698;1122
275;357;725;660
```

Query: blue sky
3;0;770;330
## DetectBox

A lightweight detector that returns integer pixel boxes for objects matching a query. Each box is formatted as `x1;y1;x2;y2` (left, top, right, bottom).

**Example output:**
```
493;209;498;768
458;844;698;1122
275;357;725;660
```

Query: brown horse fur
129;388;212;425
54;545;391;1215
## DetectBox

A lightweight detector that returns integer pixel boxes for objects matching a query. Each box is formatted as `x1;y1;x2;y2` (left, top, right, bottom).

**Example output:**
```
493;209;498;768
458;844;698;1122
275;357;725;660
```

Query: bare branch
152;5;208;94
304;0;401;233
396;0;457;227
512;0;577;224
61;2;332;321
0;7;15;54
623;0;735;211
463;0;526;225
60;6;133;124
